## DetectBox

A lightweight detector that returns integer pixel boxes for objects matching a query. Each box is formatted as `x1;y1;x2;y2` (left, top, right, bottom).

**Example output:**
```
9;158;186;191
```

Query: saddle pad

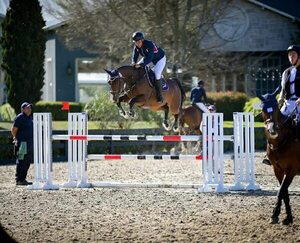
162;79;169;91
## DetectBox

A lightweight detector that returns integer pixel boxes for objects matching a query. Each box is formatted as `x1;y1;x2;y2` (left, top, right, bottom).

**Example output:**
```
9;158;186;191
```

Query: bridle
108;70;136;100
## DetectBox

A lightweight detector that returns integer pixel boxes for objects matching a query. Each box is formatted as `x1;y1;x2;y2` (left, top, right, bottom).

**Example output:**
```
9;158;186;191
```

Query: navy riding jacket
132;39;165;67
190;86;208;104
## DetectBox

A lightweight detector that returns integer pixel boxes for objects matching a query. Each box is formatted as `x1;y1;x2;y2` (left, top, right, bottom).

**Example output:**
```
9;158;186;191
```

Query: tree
45;0;233;71
1;0;46;112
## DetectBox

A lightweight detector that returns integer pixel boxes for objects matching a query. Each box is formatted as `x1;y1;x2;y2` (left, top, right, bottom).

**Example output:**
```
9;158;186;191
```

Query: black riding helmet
197;80;204;86
287;45;300;55
132;32;144;42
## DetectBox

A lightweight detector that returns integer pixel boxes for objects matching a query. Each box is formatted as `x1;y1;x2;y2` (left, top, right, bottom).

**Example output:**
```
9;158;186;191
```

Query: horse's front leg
270;166;284;224
116;101;127;118
280;173;294;225
128;96;146;118
271;172;294;225
117;95;130;119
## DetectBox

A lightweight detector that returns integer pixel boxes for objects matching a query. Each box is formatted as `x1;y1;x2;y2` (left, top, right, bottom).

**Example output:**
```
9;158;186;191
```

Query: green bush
34;101;84;120
243;97;263;122
207;92;249;120
0;103;16;122
84;92;163;128
0;131;14;161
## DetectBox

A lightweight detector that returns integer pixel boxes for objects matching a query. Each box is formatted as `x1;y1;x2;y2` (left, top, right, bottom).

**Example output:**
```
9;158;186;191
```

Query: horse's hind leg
162;106;171;131
172;114;179;132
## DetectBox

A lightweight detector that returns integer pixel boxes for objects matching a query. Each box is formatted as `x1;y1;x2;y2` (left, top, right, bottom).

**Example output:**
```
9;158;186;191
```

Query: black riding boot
154;79;164;103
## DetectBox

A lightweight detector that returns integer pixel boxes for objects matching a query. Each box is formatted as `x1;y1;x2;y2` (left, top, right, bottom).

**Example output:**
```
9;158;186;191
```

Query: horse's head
257;87;281;139
104;68;125;103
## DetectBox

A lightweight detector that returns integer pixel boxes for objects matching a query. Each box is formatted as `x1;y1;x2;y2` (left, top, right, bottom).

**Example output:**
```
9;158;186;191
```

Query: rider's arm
278;70;288;105
139;40;154;67
132;47;139;64
202;88;208;103
190;89;194;102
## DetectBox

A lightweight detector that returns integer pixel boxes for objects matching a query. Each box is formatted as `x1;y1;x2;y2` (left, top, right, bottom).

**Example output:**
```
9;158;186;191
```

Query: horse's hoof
269;217;279;224
120;113;129;119
282;217;293;225
162;122;172;131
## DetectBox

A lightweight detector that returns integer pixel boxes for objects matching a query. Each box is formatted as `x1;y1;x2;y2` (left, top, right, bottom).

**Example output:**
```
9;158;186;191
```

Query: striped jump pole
28;113;58;190
230;112;260;191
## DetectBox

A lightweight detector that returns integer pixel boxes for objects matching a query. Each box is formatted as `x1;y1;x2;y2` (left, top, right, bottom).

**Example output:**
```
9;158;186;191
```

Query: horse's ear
256;91;265;102
271;86;281;98
104;68;111;75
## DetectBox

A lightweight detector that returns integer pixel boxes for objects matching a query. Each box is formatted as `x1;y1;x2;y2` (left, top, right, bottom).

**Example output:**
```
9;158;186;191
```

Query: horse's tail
173;78;186;108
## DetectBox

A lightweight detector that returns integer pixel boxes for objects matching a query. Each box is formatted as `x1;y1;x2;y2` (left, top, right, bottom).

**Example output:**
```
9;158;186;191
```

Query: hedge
34;101;84;120
207;92;249;120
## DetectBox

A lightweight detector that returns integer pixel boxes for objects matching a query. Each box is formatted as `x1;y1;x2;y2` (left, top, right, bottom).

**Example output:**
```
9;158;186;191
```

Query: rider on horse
131;31;166;103
278;45;300;116
263;44;300;166
190;80;208;112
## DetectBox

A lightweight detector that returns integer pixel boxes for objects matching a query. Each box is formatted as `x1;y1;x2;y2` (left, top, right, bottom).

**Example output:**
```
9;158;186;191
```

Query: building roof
0;0;64;29
248;0;300;20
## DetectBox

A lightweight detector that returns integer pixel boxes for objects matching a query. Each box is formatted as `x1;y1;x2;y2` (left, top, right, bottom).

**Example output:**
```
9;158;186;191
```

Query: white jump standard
29;112;260;192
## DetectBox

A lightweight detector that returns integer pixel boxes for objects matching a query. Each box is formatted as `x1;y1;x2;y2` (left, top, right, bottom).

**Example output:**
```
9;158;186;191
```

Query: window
77;59;109;103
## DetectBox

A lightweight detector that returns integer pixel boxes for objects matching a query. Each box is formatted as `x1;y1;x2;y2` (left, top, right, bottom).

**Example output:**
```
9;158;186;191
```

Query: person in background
131;31;166;103
11;102;33;185
190;80;208;112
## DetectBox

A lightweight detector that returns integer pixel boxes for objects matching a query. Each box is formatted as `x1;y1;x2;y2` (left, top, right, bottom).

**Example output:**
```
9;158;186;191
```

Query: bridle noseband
108;70;136;99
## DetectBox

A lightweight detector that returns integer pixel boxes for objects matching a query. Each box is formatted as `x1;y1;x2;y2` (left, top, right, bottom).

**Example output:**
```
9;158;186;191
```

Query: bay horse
258;88;300;225
178;105;203;135
104;65;185;131
178;105;203;152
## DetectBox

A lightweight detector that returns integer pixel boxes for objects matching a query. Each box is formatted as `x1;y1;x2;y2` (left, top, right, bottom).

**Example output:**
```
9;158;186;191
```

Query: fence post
230;112;260;191
28;113;58;190
198;113;227;193
62;112;90;188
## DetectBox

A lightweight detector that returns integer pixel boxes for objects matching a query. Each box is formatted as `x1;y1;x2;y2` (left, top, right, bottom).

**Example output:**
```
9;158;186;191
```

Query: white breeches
153;56;166;80
280;99;300;116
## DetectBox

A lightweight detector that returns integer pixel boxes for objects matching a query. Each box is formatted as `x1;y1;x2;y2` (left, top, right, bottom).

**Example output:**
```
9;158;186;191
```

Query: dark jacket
132;39;165;67
283;66;300;99
12;113;33;149
190;86;208;103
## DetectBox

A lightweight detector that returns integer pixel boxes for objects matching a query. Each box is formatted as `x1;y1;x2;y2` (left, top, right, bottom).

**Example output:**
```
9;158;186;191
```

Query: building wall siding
200;0;298;52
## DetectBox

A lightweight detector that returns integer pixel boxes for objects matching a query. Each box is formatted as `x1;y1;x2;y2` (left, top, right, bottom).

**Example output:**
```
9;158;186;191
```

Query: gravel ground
1;152;300;242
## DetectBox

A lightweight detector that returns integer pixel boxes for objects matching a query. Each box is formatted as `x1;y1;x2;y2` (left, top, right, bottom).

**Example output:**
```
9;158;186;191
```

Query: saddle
144;66;168;91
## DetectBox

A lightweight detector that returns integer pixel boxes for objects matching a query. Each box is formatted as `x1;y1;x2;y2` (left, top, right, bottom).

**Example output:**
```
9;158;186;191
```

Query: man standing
11;102;33;185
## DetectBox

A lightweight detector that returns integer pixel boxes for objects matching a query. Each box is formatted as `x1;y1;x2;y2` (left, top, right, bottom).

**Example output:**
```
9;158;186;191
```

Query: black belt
290;98;299;100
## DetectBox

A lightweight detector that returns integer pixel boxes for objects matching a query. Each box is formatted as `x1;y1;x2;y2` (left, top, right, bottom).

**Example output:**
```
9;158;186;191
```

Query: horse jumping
104;65;185;131
258;89;300;225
